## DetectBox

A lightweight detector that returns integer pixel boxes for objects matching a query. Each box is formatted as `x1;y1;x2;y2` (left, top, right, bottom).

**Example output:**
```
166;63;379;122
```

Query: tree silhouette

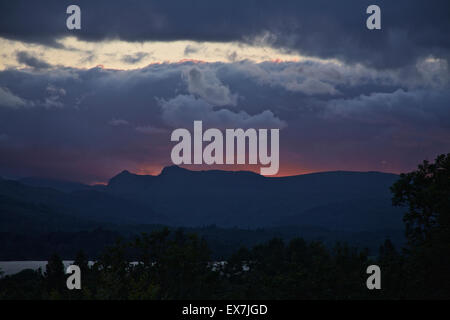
44;253;65;298
391;153;450;298
391;153;450;246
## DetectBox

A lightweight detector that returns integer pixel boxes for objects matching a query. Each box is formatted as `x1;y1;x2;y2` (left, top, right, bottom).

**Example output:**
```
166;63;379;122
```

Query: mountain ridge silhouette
1;166;404;232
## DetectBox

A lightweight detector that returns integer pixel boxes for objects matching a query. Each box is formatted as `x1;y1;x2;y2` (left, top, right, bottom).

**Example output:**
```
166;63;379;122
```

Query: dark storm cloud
1;1;450;68
0;59;449;182
121;52;150;64
16;51;52;69
0;61;286;181
184;45;200;56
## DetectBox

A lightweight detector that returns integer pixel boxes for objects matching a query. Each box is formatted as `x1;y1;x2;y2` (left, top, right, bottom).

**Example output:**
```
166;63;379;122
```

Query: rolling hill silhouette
1;166;404;232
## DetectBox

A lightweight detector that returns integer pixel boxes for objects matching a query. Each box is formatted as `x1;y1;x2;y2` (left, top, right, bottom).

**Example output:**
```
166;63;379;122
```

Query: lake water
0;261;239;276
0;261;76;276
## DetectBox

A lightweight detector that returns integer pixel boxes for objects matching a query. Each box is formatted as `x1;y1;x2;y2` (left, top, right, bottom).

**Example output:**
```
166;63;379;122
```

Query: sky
0;0;449;183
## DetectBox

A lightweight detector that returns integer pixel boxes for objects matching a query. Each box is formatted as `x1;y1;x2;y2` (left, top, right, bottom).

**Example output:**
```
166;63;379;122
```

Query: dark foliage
0;155;449;299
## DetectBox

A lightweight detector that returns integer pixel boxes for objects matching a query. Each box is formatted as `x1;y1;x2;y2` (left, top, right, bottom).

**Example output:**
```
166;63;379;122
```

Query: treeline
0;229;395;299
0;227;448;299
0;225;404;261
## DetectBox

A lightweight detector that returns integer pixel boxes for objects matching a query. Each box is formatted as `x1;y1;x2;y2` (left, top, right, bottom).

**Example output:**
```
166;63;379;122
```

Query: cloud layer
0;57;449;182
0;1;449;182
1;1;449;68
